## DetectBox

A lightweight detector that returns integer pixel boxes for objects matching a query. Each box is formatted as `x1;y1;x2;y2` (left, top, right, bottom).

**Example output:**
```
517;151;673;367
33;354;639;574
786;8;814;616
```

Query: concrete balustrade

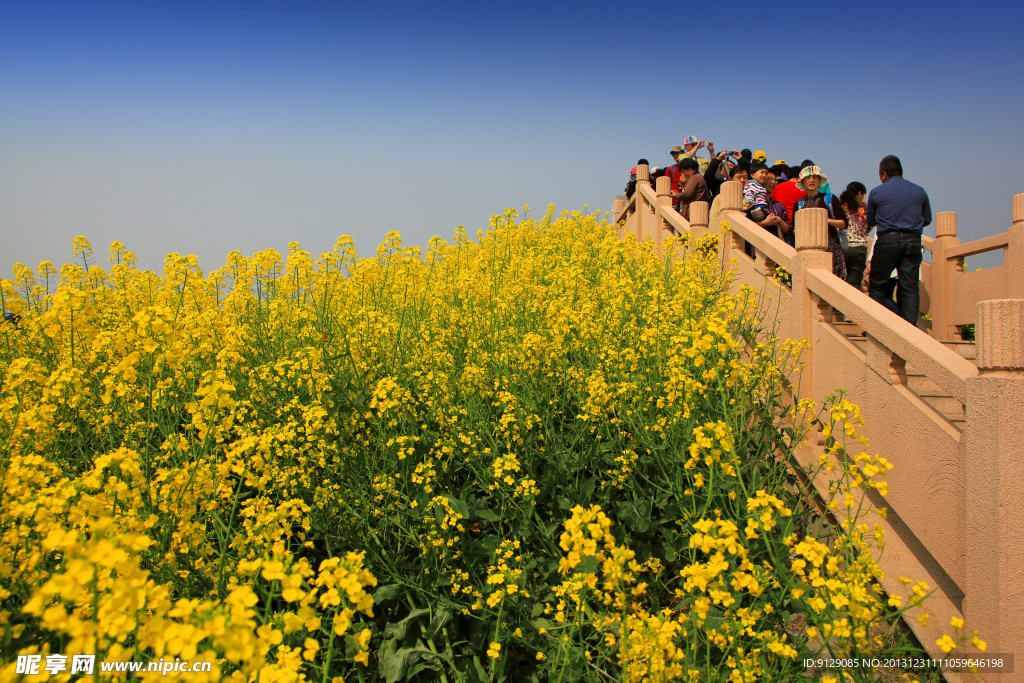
719;181;744;261
689;201;708;231
1010;195;1024;299
655;175;672;249
965;299;1024;678
930;212;962;339
613;174;1024;679
919;194;1024;340
612;197;625;219
635;163;650;186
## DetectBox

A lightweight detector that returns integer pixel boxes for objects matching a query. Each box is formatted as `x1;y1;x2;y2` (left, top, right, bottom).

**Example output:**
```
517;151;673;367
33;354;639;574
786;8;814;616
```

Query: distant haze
3;1;1022;277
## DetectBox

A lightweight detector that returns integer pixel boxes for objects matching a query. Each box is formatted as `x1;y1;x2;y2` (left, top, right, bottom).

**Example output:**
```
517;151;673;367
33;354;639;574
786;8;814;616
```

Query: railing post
793;208;834;396
655;175;672;249
930;212;961;340
1009;194;1024;298
964;299;1024;665
690;201;708;239
719;181;744;263
613;197;625;223
634;164;650;243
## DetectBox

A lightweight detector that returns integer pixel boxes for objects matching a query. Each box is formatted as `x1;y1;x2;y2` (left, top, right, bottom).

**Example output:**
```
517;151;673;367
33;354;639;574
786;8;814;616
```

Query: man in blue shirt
866;155;932;325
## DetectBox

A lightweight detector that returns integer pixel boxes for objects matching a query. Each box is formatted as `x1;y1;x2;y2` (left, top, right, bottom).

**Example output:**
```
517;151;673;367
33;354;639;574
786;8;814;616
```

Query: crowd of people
623;139;932;325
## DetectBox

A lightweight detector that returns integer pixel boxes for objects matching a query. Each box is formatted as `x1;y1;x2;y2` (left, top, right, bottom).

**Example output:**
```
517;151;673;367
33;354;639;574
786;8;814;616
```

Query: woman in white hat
792;166;848;279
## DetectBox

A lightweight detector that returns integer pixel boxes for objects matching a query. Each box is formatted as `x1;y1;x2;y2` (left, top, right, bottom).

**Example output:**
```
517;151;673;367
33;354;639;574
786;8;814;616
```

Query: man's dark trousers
868;231;922;325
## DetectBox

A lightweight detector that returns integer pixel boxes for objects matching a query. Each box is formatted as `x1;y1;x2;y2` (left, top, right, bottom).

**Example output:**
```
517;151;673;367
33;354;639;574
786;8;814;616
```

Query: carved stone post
690;201;708;239
964;299;1024;667
719;181;744;262
1009;194;1024;299
793;208;833;396
655;175;672;248
930;212;961;340
634;164;650;243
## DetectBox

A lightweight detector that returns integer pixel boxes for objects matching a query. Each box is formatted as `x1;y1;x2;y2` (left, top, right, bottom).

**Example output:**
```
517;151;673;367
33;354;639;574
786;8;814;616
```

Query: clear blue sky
2;0;1022;276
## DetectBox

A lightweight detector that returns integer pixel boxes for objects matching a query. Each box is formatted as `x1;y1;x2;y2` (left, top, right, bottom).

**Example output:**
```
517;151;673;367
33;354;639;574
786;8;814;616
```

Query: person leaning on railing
865;155;931;325
771;162;809;227
792;165;848;279
672;157;712;221
764;168;794;247
666;146;686;211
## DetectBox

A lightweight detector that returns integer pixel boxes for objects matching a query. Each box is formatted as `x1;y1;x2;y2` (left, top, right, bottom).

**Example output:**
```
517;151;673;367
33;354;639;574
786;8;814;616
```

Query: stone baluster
964;299;1024;665
690;201;708;239
930;212;961;340
655;175;672;248
1009;194;1024;299
719;181;744;261
864;334;907;385
634;164;650;243
793;208;834;396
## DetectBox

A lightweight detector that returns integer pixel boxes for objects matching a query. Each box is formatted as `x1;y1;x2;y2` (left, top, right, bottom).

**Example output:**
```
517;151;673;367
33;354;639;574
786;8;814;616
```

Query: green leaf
424;605;453;641
473;655;489;681
377;638;409;683
475;508;501;523
380;646;430;683
577;476;597;503
383;607;431;642
455;656;487;683
616;499;652;533
373;584;404;605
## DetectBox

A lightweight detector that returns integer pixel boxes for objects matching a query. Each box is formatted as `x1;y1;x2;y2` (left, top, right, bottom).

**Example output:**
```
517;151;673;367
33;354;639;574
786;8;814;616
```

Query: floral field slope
0;207;968;682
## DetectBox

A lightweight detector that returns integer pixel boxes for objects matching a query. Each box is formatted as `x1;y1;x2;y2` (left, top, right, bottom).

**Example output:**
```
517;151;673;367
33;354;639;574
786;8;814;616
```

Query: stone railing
922;198;1024;339
615;167;1024;681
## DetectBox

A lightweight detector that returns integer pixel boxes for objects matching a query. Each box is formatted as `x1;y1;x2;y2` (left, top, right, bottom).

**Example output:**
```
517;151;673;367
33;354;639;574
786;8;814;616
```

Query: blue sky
2;0;1022;276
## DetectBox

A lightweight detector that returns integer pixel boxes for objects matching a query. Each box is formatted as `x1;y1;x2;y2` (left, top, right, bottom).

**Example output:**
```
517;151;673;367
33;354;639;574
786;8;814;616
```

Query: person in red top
771;163;808;228
666;146;686;211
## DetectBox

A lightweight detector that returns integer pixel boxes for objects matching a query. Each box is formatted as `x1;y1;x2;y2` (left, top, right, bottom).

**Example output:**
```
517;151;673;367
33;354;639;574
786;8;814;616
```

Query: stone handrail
614;168;1024;681
922;200;1024;340
805;269;976;402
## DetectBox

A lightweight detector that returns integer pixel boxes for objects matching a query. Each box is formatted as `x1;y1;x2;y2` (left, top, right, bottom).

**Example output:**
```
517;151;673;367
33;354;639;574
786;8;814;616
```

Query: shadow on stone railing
614;168;1024;680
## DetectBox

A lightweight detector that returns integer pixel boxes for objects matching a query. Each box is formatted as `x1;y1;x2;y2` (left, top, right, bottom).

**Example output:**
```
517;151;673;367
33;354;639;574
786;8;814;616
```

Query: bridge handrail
719;208;796;273
612;167;1024;669
805;267;977;403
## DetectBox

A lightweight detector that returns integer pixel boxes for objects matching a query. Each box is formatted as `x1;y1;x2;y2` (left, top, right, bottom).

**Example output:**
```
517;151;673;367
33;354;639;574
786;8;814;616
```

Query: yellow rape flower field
0;207;979;681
